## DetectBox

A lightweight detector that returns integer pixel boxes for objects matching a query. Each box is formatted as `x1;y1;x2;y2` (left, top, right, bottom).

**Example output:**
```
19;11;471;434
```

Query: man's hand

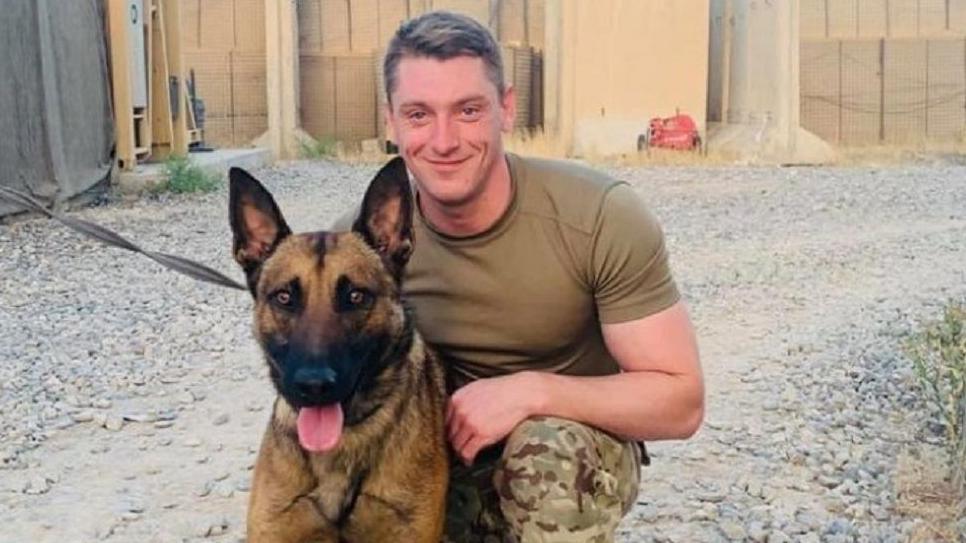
446;372;542;466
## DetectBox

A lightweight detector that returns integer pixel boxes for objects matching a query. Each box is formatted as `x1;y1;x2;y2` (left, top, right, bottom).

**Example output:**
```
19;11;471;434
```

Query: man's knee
492;416;639;542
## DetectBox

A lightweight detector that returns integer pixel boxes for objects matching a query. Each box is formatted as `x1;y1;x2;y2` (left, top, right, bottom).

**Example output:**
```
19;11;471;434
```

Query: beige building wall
545;0;710;156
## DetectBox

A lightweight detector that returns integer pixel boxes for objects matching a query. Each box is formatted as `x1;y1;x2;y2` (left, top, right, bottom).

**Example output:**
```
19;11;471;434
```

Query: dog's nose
292;367;337;402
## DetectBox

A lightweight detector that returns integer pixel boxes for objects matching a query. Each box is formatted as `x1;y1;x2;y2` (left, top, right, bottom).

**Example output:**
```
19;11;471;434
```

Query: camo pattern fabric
444;416;641;543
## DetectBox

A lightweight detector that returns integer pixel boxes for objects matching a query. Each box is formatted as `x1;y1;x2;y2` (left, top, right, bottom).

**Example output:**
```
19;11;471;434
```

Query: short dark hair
384;11;505;103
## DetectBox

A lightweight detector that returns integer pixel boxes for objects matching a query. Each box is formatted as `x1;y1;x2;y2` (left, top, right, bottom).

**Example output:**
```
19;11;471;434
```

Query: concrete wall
545;0;710;156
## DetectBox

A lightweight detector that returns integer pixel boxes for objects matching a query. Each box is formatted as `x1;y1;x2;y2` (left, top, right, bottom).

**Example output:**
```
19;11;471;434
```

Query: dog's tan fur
229;159;448;543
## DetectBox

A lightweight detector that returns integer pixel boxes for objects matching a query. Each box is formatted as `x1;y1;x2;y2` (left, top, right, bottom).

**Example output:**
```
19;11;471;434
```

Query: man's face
386;55;515;208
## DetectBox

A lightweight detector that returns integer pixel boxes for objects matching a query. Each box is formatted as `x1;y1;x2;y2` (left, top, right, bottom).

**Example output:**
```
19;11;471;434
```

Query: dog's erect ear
352;157;414;280
229;168;292;284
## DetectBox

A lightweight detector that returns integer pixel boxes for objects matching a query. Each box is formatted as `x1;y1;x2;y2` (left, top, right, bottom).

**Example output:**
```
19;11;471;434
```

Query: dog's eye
348;289;370;306
272;290;293;307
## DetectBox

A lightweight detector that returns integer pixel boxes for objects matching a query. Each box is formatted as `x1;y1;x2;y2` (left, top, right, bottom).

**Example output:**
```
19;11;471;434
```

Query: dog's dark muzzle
269;341;369;408
290;366;339;406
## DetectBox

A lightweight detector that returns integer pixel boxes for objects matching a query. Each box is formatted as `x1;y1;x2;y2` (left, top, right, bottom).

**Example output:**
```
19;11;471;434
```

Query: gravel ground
0;158;963;542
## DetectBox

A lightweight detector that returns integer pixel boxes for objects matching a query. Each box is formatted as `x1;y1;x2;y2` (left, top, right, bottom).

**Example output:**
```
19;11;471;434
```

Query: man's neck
419;156;513;237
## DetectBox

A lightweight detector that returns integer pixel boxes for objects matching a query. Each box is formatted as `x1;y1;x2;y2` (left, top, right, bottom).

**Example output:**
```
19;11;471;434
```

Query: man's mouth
426;157;469;169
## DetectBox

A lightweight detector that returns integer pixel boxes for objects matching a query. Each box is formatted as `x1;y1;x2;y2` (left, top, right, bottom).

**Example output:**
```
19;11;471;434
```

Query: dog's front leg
247;427;338;543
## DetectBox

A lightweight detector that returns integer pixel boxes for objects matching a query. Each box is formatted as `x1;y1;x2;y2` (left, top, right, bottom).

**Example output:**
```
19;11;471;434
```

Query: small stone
157;437;173;446
214;472;230;482
154;420;175;429
156;410;178;421
92;398;113;409
870;505;890;521
825;518;852;535
205;517;229;537
212;413;230;426
123;412;157;423
746;480;764;499
197;481;213;497
235;478;251;492
638;505;660;523
104;415;124;432
23;476;50;495
71;411;94;423
719;520;747;540
216;484;234;498
747;521;768;543
817;475;841;489
767;531;790;543
184;437;202;448
698;490;726;503
120;511;140;522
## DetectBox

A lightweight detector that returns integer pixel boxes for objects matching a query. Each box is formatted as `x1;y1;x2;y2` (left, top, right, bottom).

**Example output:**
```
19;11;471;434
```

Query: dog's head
228;157;414;453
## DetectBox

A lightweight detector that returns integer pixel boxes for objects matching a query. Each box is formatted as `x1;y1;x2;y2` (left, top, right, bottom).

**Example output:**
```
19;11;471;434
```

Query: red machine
637;113;701;151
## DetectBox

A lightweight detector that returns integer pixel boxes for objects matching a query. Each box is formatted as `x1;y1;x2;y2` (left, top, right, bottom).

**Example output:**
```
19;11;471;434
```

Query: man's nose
430;116;459;155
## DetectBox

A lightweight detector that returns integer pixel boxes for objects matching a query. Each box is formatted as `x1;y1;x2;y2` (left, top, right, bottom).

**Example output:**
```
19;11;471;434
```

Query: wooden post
107;0;136;170
150;0;174;159
163;0;188;155
263;0;301;159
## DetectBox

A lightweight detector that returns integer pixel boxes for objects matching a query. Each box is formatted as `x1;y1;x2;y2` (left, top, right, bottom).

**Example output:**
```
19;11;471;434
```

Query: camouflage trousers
444;416;642;543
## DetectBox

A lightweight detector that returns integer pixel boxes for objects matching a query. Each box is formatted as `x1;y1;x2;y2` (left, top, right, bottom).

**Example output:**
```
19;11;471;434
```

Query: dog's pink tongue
296;404;344;453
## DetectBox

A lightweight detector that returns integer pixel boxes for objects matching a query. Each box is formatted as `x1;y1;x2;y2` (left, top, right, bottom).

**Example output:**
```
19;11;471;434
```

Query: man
342;10;704;542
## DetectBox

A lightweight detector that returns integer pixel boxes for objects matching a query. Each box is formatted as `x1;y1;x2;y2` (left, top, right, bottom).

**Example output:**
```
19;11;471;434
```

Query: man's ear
229;168;292;289
384;102;398;147
500;84;517;133
352;156;413;280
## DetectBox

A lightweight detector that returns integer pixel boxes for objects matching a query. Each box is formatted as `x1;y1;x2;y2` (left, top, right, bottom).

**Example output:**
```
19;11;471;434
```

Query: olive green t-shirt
338;153;679;390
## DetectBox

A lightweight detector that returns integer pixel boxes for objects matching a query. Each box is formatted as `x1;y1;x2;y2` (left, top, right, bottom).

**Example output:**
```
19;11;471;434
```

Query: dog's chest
307;455;357;521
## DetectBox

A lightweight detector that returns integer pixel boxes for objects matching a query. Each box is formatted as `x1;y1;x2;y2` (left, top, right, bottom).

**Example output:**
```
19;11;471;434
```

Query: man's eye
462;107;480;117
408;111;427;122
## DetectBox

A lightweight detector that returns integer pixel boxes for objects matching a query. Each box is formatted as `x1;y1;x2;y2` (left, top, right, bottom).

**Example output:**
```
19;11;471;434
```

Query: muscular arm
530;300;704;441
448;301;704;463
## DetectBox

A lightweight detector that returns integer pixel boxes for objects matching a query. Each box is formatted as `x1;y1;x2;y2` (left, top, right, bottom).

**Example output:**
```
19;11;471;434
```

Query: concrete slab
116;148;273;194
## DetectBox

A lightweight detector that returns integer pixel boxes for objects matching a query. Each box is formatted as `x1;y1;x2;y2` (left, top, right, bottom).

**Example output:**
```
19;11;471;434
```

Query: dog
228;157;448;542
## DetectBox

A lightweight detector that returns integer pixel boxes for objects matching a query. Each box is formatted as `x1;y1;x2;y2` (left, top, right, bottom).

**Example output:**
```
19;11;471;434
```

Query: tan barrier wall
298;0;544;145
802;0;966;38
801;37;966;144
181;0;268;148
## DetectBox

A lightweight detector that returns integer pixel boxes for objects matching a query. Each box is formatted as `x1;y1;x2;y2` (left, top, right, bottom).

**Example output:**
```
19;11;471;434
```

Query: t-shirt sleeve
590;183;680;324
